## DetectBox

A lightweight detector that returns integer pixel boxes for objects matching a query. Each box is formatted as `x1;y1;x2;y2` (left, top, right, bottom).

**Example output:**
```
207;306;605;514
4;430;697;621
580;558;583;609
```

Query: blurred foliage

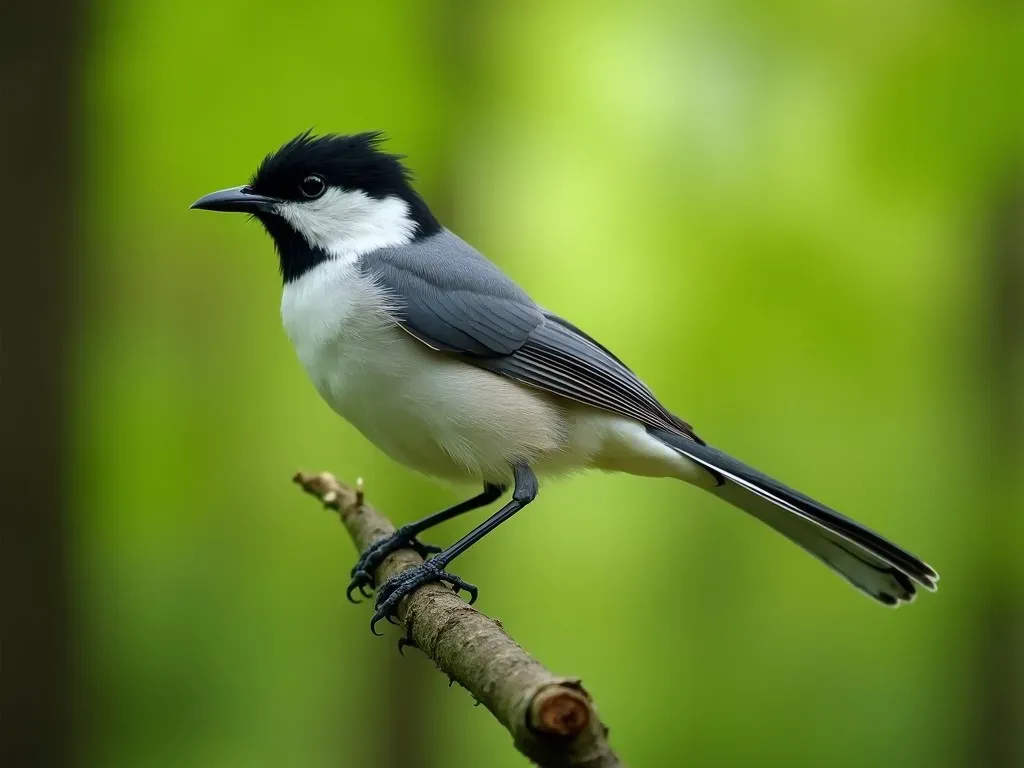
75;0;1021;766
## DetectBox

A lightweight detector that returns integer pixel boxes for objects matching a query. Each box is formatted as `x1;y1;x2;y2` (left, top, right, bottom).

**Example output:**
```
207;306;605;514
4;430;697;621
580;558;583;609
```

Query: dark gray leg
347;483;505;602
369;464;538;635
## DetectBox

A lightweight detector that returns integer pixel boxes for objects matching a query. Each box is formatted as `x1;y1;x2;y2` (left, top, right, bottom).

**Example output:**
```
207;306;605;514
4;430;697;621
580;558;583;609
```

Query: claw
369;610;385;636
346;582;363;604
397;635;416;656
346;569;374;603
446;574;478;604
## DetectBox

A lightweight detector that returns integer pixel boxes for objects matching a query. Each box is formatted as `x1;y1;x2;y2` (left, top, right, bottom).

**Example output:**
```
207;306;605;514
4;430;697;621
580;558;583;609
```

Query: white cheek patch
275;188;416;260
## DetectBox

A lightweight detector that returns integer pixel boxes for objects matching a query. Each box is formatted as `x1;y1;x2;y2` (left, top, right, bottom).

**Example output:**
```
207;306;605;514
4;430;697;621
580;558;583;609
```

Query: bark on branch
293;471;624;768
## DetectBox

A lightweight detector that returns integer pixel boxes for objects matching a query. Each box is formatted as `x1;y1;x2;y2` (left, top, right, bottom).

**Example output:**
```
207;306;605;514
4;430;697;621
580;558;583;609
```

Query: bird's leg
370;464;538;635
347;483;505;602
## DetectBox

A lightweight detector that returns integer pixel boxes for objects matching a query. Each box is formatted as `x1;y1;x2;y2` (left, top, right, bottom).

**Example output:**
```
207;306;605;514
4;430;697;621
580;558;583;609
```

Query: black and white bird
191;131;938;633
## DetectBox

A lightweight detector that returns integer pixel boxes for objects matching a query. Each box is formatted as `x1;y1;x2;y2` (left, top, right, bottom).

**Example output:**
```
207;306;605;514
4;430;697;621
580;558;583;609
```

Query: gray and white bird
191;131;938;633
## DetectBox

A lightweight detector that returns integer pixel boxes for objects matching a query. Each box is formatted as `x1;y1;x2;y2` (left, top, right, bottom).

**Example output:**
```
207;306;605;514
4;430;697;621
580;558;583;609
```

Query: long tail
648;427;939;606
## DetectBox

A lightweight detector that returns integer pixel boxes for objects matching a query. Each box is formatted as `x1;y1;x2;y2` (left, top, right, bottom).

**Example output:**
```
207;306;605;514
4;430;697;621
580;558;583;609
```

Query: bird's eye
299;174;326;199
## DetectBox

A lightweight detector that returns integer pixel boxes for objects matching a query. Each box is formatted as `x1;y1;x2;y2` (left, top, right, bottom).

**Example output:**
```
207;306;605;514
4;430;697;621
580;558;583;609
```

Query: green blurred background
3;1;1023;766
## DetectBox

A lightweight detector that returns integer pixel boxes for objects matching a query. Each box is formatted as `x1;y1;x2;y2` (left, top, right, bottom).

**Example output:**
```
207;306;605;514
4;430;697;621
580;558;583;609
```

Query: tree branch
293;471;624;768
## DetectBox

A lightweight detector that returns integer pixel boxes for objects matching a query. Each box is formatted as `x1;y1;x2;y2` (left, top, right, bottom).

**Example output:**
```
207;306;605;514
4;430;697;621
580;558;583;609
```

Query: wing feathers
362;231;700;440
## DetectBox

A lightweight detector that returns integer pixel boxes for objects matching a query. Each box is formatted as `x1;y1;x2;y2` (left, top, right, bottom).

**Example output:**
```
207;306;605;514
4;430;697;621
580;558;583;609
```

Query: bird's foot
346;525;442;602
369;560;477;635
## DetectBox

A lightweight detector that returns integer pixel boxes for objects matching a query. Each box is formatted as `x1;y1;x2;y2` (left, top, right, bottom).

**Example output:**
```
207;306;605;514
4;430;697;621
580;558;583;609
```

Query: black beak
189;185;280;213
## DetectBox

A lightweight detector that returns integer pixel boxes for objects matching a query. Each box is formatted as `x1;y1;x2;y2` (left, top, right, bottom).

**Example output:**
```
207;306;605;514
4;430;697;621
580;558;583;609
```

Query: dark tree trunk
0;1;84;766
971;168;1024;768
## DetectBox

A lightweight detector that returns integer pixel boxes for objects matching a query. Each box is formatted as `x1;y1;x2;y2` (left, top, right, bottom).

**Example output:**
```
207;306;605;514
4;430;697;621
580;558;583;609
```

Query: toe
447;575;478;604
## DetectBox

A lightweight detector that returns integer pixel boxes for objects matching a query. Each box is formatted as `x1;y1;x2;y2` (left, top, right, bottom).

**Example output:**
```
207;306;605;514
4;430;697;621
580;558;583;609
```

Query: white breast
280;257;409;432
280;257;568;484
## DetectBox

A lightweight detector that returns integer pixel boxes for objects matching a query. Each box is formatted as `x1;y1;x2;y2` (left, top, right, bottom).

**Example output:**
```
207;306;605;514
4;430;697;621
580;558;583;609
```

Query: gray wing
363;231;543;356
362;231;699;440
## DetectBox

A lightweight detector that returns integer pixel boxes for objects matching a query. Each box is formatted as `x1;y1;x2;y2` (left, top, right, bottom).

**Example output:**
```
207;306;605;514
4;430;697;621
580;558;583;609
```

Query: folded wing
362;231;699;441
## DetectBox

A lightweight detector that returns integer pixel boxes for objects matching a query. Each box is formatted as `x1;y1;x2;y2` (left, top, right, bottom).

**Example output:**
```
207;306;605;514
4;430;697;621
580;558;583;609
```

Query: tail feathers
713;482;918;605
648;428;938;606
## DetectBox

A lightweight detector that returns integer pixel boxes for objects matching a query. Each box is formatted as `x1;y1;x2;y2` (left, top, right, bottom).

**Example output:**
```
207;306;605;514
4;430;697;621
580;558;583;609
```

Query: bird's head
190;131;439;282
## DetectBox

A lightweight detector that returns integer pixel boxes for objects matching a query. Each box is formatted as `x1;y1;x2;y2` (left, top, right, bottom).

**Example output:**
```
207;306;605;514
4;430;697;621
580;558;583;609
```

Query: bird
191;130;938;633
